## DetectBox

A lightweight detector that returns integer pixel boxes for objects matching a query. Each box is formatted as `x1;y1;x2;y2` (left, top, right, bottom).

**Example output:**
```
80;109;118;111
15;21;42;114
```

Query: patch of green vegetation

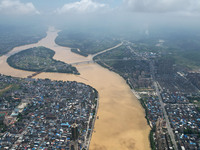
139;98;150;125
184;127;200;135
133;39;167;53
55;30;120;55
187;96;200;112
0;25;46;56
0;84;20;97
7;46;79;74
95;44;152;90
0;83;9;90
132;32;200;70
94;45;136;68
0;122;7;133
94;45;130;75
149;127;156;150
94;45;149;77
172;51;200;69
0;86;10;96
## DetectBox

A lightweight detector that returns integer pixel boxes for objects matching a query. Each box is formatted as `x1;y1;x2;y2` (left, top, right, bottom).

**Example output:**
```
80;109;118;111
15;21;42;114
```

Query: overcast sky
0;0;200;33
0;0;200;15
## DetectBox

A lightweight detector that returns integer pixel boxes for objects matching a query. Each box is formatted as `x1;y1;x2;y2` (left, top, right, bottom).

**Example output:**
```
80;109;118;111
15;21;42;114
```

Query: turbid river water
0;27;150;150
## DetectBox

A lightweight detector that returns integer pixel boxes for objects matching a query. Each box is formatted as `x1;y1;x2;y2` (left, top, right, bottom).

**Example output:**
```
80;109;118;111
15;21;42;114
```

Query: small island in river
7;46;79;75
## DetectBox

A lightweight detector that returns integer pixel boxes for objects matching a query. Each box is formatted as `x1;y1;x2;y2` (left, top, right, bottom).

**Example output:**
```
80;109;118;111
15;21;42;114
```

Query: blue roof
61;122;70;127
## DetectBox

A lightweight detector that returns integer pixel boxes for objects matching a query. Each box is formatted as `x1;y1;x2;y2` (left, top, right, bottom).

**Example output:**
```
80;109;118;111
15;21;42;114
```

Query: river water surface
0;28;150;150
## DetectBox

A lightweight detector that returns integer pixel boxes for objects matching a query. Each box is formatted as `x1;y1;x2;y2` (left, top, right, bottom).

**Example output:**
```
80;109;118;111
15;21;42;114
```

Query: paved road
154;81;178;150
91;42;123;59
11;124;29;149
69;42;123;66
85;97;99;150
150;60;178;150
70;60;94;65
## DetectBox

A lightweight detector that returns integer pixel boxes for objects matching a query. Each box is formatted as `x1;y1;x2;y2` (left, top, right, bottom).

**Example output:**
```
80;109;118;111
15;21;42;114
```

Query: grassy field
7;46;79;74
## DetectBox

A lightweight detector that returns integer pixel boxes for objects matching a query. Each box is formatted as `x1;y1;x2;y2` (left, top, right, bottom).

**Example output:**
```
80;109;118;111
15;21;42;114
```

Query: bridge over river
69;58;143;66
70;60;95;65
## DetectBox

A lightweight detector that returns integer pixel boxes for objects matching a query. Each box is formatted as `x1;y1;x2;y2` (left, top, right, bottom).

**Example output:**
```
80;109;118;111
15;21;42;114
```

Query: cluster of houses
0;74;98;149
166;104;200;150
124;45;200;149
146;96;163;127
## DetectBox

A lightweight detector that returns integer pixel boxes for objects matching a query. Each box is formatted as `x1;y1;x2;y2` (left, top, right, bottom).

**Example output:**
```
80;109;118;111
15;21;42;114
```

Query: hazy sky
0;0;200;16
0;0;200;33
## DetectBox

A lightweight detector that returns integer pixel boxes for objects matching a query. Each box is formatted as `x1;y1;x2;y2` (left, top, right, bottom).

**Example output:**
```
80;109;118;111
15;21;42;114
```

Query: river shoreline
0;27;150;150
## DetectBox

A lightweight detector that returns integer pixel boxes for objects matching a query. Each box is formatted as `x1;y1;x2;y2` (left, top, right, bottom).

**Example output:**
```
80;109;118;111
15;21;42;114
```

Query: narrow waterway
0;27;150;150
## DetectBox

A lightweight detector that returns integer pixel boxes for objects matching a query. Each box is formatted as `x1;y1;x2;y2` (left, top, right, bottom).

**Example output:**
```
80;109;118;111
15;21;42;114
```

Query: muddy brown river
0;27;150;150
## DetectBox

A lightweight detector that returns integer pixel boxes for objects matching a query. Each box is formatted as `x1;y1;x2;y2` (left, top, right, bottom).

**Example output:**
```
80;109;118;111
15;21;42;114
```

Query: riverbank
35;63;150;150
0;27;150;150
7;46;79;74
94;58;157;149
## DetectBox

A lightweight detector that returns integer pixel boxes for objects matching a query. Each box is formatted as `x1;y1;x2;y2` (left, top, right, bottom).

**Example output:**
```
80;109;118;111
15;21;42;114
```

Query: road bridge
70;60;95;66
69;58;143;66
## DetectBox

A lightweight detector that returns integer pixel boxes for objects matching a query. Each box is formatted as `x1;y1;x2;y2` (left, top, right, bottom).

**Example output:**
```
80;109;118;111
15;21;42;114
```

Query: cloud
55;0;108;14
123;0;200;14
0;0;40;15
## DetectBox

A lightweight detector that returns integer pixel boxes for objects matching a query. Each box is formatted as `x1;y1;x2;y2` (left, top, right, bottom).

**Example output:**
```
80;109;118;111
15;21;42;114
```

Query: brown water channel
0;27;150;150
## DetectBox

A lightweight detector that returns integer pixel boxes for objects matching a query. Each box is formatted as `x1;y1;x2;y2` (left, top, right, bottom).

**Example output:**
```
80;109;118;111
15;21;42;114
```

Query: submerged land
0;25;200;150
